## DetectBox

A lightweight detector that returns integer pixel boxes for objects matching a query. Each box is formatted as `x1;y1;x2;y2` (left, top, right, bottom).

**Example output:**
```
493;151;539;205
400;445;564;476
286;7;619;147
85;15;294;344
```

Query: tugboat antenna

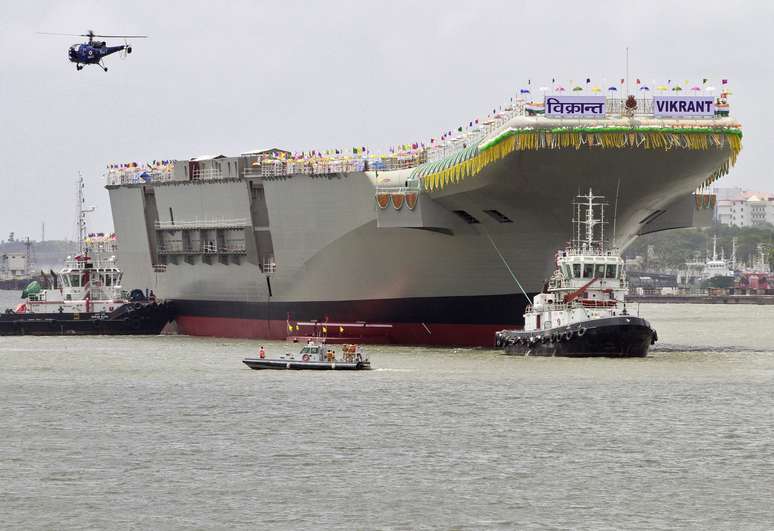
572;188;607;251
75;173;95;256
612;178;621;248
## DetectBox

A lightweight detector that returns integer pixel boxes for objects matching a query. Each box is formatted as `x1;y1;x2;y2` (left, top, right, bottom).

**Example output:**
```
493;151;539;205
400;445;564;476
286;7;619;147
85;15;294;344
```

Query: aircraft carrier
106;92;742;346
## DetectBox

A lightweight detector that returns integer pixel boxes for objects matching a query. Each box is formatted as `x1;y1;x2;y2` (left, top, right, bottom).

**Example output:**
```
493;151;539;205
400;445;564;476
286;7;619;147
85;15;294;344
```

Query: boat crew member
259;346;265;359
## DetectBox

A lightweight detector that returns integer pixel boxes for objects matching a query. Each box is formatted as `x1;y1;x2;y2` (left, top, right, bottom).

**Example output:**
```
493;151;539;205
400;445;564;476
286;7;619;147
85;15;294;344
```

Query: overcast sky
1;0;771;240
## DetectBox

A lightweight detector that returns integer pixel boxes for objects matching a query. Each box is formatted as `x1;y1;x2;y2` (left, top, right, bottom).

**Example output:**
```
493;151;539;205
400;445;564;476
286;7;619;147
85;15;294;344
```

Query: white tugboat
243;341;371;370
495;189;657;357
0;176;172;335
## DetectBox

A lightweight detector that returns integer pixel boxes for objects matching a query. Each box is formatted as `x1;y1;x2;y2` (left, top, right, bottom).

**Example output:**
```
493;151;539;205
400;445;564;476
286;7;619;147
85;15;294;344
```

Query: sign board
653;96;715;117
545;96;606;117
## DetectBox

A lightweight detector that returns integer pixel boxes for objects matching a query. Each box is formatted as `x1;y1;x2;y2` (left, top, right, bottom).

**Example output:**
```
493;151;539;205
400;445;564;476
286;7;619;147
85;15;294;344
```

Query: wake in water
652;344;772;354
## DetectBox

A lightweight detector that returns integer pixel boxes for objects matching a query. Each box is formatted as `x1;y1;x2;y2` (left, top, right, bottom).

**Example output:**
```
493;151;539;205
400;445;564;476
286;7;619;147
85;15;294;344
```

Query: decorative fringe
418;127;743;192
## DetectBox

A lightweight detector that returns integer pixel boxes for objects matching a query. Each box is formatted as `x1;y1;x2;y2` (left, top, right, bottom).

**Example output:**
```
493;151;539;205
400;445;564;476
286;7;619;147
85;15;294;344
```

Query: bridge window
606;264;617;279
572;264;581;278
583;264;594;278
595;264;606;278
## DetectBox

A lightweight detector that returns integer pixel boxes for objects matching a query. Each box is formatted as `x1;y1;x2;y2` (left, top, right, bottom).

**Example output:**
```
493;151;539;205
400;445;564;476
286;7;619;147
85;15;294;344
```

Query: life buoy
577;326;586;337
302;354;310;362
563;331;572;341
132;302;142;311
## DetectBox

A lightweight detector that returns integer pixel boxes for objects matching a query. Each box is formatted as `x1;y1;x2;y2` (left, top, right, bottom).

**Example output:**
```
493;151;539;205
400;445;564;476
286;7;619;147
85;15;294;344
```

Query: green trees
624;224;774;270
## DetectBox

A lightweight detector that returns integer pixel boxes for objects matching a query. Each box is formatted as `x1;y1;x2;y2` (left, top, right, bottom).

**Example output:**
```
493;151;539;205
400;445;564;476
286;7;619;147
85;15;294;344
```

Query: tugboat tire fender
132;302;143;311
563;331;572;341
577;327;586;337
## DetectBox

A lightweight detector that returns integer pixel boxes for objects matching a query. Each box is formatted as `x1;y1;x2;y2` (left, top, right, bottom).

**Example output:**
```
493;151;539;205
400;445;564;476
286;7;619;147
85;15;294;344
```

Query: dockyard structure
105;88;743;346
0;252;29;279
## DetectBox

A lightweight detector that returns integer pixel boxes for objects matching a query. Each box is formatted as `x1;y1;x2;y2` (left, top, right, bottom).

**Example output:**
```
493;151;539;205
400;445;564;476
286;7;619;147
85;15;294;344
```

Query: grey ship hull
108;123;735;346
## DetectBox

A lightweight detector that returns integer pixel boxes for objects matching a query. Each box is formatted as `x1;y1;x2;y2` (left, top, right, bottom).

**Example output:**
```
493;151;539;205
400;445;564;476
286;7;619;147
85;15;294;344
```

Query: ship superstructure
106;87;742;346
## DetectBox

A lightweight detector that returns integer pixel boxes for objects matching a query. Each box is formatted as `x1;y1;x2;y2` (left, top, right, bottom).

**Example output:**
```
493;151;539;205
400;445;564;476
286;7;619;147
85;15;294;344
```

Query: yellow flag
339;326;344;333
287;323;293;332
295;325;299;331
322;326;328;334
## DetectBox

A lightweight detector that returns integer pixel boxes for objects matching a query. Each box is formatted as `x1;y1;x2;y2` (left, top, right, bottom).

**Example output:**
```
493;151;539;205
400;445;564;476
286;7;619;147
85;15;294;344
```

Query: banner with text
545;96;606;117
653;96;715;117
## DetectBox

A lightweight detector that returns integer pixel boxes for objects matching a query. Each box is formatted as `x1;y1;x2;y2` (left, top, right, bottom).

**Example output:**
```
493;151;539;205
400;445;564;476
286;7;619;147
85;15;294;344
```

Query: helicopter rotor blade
37;31;148;38
37;32;85;37
89;34;148;38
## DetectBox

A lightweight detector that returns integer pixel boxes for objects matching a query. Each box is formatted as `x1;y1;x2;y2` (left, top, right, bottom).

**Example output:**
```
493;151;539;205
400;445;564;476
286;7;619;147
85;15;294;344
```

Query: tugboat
243;341;371;370
495;189;657;357
0;176;172;336
0;234;173;336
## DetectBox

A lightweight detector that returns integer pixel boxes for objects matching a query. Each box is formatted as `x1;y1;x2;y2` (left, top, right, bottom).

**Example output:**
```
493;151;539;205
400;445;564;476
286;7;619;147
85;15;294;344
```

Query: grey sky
1;0;771;240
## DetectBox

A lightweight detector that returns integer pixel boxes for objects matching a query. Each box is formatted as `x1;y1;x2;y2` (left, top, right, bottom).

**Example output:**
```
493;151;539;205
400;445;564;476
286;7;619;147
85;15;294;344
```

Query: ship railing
425;103;525;163
374;182;421;194
158;243;247;255
155;218;250;230
191;168;225;181
240;155;429;179
105;169;174;186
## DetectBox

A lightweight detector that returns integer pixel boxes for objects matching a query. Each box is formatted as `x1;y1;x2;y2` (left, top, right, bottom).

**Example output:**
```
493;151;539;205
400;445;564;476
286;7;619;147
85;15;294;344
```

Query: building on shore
714;187;774;227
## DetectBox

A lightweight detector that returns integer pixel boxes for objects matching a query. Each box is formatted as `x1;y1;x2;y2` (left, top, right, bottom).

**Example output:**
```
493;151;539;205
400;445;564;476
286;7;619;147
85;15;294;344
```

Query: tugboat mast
572;188;608;252
75;173;95;256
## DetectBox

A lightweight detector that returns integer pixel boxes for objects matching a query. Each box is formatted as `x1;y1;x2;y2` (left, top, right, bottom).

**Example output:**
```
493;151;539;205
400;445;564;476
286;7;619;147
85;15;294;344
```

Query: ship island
105;85;742;346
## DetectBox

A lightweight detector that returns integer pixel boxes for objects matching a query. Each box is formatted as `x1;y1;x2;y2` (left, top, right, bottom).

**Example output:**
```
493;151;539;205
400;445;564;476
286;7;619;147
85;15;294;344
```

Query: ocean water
1;290;773;530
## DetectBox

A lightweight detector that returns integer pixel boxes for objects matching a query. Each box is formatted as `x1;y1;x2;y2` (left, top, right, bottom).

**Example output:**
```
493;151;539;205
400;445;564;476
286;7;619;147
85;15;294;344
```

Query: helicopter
38;30;148;71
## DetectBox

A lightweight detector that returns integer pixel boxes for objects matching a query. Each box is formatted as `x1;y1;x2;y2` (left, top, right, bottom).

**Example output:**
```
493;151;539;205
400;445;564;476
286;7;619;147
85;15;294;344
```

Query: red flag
620;78;624;84
636;78;641;84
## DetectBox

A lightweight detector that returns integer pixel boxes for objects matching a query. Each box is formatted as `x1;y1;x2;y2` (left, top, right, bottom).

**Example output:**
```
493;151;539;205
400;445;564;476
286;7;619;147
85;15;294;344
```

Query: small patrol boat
495;189;657;357
243;341;371;370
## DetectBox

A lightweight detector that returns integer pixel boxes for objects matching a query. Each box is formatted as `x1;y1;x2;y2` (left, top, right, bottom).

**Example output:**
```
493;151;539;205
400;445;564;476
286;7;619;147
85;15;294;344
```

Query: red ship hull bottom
170;294;530;347
175;315;517;348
